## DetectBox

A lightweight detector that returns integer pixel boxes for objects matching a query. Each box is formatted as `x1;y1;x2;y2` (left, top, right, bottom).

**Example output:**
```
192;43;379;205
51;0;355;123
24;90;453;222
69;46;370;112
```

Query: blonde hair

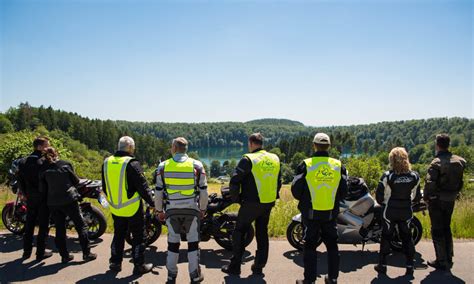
389;147;411;174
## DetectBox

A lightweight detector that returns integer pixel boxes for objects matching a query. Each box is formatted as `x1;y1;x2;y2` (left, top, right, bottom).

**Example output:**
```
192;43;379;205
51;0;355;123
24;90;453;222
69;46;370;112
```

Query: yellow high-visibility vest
103;155;140;217
304;156;342;210
244;150;280;203
163;158;196;196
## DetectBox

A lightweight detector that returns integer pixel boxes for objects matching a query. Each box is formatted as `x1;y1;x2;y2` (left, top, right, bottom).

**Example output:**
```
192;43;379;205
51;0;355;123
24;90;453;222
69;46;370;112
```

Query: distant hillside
245;118;305;127
1;104;472;167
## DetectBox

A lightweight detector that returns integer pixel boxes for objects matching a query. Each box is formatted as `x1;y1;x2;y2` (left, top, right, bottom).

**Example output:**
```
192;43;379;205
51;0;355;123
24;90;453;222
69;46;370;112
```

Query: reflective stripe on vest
163;158;196;196
244;150;280;203
103;156;140;217
304;157;342;210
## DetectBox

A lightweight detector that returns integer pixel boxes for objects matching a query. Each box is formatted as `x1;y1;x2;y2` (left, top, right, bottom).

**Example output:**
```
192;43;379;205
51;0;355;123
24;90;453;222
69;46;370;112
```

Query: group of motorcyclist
18;137;97;263
16;132;466;284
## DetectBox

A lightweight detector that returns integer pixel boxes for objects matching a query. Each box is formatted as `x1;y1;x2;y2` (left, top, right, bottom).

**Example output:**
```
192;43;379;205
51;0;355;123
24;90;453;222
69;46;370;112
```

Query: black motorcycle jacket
291;151;348;221
18;151;47;202
229;148;282;205
39;160;81;207
424;150;466;202
101;151;155;208
376;170;421;221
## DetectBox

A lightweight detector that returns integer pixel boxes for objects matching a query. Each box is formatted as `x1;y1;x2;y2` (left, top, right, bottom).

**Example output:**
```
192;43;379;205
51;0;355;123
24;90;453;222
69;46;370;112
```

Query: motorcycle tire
287;220;305;251
286;221;323;251
214;213;255;251
82;205;107;240
126;217;162;246
2;204;25;235
389;215;423;252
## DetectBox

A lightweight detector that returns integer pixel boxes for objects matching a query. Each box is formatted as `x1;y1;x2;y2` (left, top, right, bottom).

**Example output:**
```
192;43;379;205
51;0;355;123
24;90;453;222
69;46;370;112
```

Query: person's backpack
7;157;26;194
346;176;369;201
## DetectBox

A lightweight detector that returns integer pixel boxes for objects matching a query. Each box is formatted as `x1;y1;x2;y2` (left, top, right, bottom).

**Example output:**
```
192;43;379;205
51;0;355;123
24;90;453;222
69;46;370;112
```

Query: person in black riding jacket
374;147;421;276
424;134;466;271
39;147;97;263
101;136;155;275
17;136;52;260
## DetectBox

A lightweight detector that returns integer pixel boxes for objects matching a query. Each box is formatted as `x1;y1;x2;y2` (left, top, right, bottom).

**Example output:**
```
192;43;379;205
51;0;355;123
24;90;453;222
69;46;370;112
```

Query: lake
189;147;247;166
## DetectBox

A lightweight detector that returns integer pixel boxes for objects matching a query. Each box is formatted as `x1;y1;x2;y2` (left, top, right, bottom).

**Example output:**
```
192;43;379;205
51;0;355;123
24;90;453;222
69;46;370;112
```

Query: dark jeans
110;206;145;265
50;202;90;257
428;199;455;265
302;217;339;281
379;217;415;266
230;202;273;269
23;198;50;256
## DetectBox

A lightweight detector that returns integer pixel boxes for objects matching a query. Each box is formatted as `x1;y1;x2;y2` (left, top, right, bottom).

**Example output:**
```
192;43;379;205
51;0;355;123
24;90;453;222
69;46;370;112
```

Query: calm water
190;147;246;166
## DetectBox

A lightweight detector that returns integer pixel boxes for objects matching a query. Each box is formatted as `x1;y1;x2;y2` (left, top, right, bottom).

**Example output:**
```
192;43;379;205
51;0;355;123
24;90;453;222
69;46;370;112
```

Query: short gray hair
172;137;188;153
118;136;135;151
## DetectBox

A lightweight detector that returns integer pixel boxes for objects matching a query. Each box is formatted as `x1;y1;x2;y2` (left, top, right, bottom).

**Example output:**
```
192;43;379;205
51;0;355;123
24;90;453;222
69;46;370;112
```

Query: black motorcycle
2;179;108;240
126;186;255;251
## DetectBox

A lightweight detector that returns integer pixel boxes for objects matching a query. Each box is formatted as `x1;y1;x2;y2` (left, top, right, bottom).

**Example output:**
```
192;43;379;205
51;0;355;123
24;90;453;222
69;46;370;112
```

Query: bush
344;156;384;190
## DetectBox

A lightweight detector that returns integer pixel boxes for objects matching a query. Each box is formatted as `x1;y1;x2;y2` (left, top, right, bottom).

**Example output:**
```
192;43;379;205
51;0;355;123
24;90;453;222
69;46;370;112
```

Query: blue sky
0;0;472;126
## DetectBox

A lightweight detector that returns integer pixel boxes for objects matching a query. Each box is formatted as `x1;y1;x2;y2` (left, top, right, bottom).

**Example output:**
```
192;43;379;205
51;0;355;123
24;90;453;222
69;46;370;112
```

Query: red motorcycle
2;179;108;240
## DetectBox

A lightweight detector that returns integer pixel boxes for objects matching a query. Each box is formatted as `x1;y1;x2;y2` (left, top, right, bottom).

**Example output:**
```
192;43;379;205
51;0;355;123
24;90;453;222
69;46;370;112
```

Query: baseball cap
313;133;331;145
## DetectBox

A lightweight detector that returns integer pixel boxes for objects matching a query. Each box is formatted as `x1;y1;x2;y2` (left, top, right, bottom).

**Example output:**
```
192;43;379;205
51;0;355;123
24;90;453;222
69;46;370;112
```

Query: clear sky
0;0;472;126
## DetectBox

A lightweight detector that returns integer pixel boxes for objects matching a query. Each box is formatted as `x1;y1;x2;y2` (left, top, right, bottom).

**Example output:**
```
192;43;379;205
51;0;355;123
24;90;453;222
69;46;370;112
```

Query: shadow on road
0;256;85;282
0;233;23;253
0;232;102;254
419;270;466;284
0;232;103;282
224;274;267;283
284;248;426;276
201;248;253;269
76;270;142;284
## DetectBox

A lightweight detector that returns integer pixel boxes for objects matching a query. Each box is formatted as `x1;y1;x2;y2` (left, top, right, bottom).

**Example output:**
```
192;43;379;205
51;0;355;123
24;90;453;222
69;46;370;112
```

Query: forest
0;103;472;191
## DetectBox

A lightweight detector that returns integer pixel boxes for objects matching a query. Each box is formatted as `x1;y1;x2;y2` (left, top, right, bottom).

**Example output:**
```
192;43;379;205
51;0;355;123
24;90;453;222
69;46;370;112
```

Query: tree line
0;103;472;190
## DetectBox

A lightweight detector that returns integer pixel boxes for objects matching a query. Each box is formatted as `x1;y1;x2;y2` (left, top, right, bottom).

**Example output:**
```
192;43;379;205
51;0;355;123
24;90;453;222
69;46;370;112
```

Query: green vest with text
103;156;140;217
163;158;196;197
304;157;342;210
244;150;280;203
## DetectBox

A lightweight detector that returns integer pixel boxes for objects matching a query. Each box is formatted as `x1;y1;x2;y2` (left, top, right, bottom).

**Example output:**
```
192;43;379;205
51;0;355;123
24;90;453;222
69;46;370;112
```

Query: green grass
2;183;474;238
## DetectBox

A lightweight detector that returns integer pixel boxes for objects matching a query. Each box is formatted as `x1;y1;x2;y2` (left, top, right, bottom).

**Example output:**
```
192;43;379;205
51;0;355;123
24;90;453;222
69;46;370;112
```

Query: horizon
1;1;472;125
3;102;471;129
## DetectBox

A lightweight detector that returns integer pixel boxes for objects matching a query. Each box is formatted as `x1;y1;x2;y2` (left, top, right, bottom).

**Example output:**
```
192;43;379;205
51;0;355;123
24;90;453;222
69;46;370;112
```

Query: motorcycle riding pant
110;204;146;265
50;202;90;257
380;217;415;266
23;198;50;257
229;202;273;270
302;217;339;282
166;214;201;279
428;199;455;266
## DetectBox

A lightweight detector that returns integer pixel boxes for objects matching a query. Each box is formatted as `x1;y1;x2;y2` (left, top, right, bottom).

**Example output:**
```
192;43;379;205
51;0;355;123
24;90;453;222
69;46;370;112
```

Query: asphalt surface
0;232;472;283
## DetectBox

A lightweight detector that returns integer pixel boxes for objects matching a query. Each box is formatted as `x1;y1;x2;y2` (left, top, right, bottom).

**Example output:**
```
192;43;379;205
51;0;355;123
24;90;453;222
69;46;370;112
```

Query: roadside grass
1;183;473;239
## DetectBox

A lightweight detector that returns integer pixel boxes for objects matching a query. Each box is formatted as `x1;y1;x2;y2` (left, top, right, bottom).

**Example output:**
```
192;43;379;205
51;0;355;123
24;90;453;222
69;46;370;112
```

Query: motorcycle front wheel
126;217;162;246
2;204;26;235
287;220;305;251
213;213;255;251
286;220;323;251
82;205;107;240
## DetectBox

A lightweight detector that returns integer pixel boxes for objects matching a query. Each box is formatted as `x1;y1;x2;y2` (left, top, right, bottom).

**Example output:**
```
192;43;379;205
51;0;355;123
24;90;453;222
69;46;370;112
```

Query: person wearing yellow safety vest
222;133;282;276
292;133;348;284
154;137;208;284
101;136;156;275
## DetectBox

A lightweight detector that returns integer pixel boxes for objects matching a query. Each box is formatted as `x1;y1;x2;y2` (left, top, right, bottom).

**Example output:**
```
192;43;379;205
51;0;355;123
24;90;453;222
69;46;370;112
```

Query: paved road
0;232;472;283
